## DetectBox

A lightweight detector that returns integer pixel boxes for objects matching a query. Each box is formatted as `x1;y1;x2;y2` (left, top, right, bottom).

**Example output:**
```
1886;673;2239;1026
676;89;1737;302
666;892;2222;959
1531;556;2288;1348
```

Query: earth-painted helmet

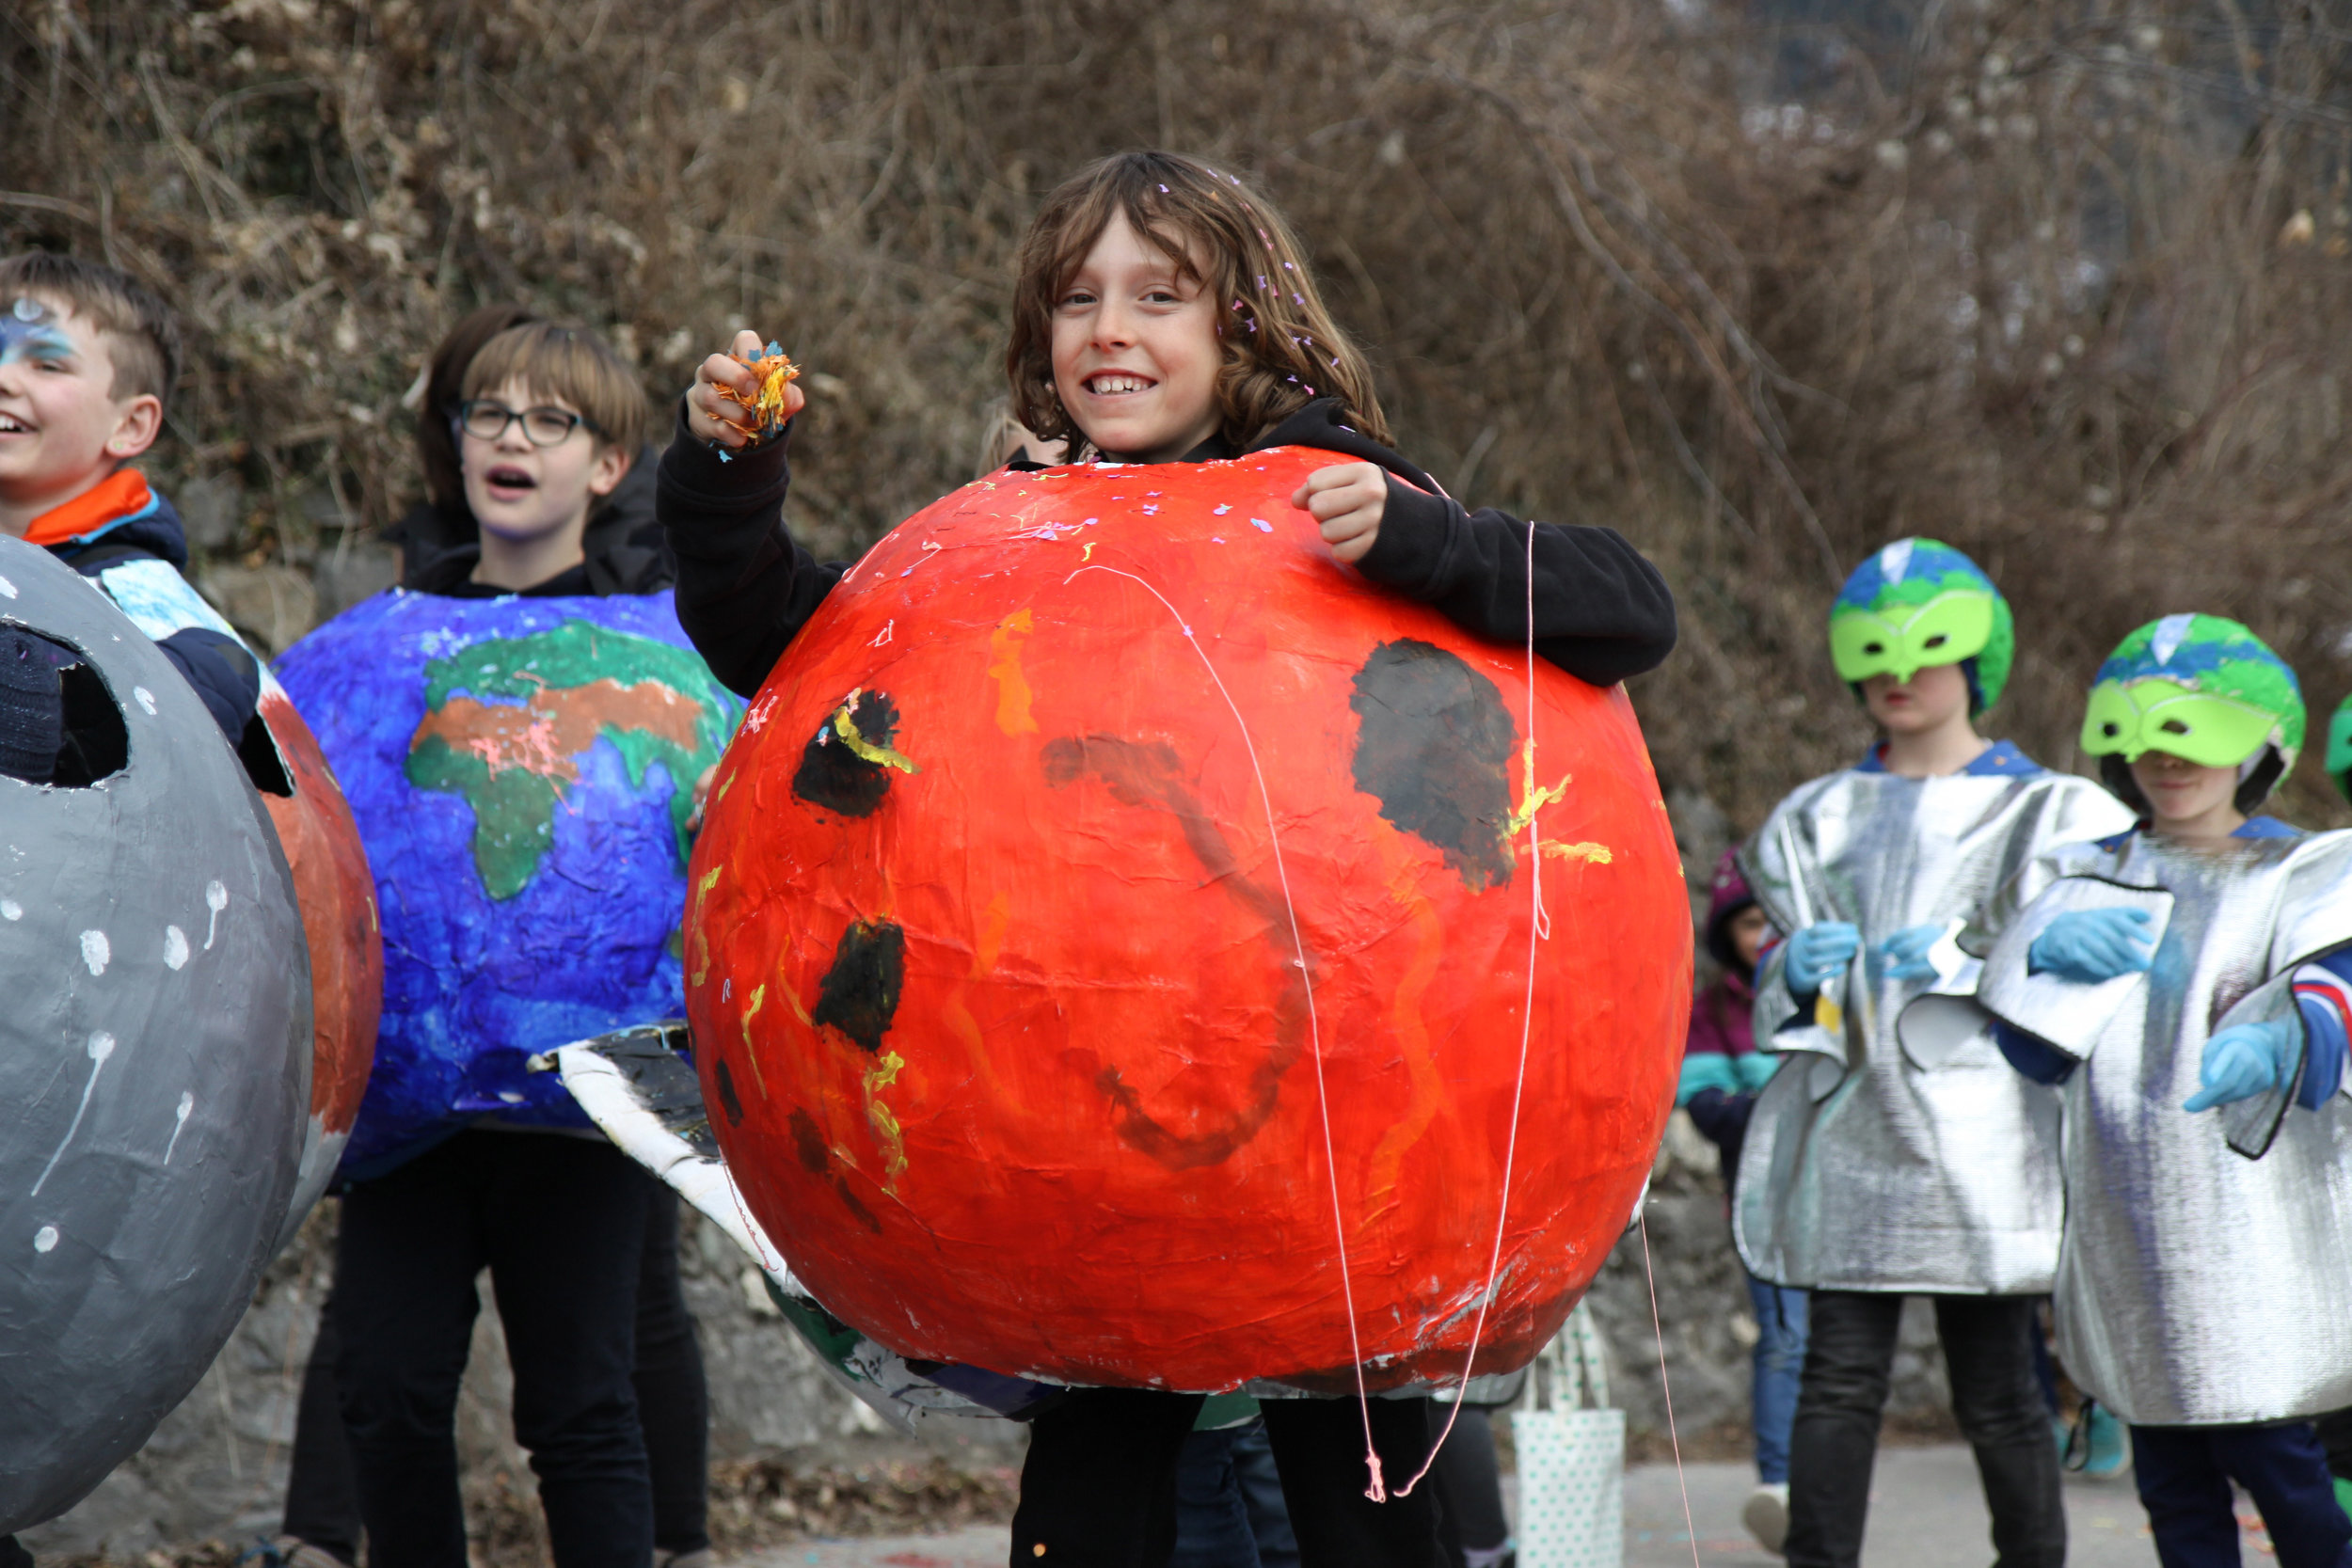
2081;612;2304;815
2325;691;2351;803
1829;538;2014;714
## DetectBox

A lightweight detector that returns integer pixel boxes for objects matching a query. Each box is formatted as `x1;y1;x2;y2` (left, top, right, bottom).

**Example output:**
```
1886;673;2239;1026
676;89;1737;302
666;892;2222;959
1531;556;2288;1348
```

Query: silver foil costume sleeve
1731;765;2136;1296
1974;828;2352;1425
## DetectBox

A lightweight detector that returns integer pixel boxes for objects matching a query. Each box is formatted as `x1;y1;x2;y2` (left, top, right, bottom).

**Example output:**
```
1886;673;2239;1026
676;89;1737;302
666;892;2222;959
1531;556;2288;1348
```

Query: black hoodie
656;398;1677;699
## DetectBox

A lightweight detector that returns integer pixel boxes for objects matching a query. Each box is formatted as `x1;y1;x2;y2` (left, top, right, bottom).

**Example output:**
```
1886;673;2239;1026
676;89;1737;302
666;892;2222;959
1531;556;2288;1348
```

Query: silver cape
1967;828;2352;1425
1733;763;2135;1293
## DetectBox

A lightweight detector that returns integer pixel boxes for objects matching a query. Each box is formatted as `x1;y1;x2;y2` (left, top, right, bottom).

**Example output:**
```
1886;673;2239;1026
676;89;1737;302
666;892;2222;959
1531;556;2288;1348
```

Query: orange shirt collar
24;468;156;549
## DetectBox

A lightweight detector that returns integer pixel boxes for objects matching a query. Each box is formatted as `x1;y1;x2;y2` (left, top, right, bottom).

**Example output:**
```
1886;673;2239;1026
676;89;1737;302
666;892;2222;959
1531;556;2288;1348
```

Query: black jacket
657;397;1677;700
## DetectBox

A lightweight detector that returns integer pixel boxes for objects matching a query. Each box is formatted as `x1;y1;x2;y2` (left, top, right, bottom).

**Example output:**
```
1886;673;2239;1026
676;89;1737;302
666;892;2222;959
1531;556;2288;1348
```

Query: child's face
458;376;628;546
0;295;162;519
1861;660;1970;735
1050;212;1224;463
1728;904;1772;972
2129;749;2241;829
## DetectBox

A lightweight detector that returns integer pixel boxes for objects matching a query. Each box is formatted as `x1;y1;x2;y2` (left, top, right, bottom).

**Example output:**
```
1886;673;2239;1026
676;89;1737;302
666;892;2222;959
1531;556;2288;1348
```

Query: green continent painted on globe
404;621;735;899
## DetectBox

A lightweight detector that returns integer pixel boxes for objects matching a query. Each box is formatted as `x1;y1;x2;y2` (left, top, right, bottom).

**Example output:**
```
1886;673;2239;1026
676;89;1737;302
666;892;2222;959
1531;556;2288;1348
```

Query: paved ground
1623;1446;2161;1568
739;1444;2232;1568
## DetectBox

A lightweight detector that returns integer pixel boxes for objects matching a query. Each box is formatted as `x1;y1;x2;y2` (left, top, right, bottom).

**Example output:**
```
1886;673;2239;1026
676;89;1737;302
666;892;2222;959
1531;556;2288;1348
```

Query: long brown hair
1005;151;1390;455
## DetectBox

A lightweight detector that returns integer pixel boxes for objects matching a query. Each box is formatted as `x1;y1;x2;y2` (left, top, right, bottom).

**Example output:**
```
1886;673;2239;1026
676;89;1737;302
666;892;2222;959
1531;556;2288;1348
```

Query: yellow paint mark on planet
689;863;723;985
987;610;1039;736
739;983;770;1097
865;1050;909;1180
1506;737;1569;841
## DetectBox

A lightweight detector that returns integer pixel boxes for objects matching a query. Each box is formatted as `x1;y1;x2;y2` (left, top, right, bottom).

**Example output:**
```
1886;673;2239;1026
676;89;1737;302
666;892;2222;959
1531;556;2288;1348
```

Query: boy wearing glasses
311;318;691;1568
423;320;651;594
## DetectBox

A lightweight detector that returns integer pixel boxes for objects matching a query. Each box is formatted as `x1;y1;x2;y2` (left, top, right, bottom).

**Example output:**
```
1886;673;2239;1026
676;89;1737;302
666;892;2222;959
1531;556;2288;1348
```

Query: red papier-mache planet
256;687;382;1155
686;447;1691;1392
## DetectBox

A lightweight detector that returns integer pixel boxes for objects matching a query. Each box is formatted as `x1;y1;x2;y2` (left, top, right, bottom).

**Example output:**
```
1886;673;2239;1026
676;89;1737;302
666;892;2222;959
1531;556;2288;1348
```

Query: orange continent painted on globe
686;448;1691;1391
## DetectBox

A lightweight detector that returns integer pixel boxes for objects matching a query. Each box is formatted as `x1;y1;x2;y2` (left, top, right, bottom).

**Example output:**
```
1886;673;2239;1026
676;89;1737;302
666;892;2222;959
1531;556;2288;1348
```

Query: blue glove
2027;908;2154;984
2184;1019;2299;1113
1733;1052;1781;1093
1784;922;1860;1000
1878;924;1946;982
1677;1053;1740;1107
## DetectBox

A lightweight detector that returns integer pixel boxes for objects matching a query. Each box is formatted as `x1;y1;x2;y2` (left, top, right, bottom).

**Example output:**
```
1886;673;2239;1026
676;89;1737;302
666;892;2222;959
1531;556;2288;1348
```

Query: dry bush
3;0;2347;832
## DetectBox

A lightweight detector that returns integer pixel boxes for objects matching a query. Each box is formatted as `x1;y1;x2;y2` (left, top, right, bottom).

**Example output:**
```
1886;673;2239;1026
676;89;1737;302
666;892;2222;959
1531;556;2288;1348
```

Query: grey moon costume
0;538;311;1531
1967;827;2352;1425
87;553;349;1255
1733;756;2135;1293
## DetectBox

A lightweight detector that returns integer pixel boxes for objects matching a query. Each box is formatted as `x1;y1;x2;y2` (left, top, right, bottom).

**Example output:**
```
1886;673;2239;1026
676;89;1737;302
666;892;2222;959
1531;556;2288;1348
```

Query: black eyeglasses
453;400;602;447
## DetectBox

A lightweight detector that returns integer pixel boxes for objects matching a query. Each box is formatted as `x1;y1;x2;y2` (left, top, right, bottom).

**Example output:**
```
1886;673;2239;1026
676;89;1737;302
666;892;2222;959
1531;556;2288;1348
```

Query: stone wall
25;788;1956;1556
25;1132;1953;1557
22;1203;1020;1559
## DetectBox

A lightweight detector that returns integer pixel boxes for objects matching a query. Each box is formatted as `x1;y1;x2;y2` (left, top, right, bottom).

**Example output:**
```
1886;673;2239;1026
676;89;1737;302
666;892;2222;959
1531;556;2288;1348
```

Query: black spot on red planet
790;1107;831;1173
713;1057;745;1127
792;689;905;818
1348;639;1517;890
789;1107;884;1233
812;918;906;1053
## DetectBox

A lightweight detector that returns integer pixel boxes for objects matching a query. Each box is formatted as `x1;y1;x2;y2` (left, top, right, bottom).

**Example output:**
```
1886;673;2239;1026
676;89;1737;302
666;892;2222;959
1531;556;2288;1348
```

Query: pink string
1065;562;1387;1499
1393;515;1549;1497
1640;1208;1703;1568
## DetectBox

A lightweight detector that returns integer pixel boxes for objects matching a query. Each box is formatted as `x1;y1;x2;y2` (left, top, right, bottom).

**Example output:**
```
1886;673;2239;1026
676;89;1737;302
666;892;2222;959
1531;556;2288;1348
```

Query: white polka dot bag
1511;1300;1625;1568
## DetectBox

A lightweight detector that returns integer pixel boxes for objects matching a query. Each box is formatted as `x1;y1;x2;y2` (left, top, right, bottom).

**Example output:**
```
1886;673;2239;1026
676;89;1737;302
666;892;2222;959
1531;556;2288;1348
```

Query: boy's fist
688;328;806;449
1292;462;1387;563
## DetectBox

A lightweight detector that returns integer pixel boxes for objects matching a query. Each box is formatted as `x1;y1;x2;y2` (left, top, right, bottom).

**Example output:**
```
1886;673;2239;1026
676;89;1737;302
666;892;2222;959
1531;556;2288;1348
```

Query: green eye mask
2080;678;2280;769
1828;590;1996;687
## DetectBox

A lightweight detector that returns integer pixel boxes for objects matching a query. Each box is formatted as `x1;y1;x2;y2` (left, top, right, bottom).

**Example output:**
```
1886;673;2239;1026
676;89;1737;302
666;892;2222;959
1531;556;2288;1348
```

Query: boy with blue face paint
1735;539;2137;1568
0;254;262;777
1968;617;2352;1568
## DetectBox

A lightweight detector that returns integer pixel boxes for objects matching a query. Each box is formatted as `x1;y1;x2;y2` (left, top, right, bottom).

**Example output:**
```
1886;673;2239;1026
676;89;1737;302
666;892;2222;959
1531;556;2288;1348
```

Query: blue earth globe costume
277;590;739;1172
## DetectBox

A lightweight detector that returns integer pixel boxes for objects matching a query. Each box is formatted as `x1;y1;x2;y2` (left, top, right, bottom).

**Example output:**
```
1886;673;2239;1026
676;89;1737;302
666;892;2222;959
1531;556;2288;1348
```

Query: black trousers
632;1185;712;1555
286;1170;711;1560
1429;1405;1510;1560
2315;1408;2352;1482
1012;1389;1448;1568
1786;1292;2064;1568
2132;1421;2352;1568
332;1131;656;1568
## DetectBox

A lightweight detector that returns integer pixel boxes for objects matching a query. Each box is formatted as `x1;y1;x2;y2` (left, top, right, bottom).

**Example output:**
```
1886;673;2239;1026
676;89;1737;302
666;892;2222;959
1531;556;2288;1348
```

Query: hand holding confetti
688;326;806;452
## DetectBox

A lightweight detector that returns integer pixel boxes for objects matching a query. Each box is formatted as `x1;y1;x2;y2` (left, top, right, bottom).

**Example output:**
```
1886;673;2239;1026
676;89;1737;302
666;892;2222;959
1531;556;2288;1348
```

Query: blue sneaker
2056;1402;2130;1479
2083;1403;2129;1478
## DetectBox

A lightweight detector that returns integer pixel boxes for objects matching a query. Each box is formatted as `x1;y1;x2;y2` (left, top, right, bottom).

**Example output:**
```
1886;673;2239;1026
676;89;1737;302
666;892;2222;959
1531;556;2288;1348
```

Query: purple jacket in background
1684;848;1767;1184
1687;970;1758;1062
